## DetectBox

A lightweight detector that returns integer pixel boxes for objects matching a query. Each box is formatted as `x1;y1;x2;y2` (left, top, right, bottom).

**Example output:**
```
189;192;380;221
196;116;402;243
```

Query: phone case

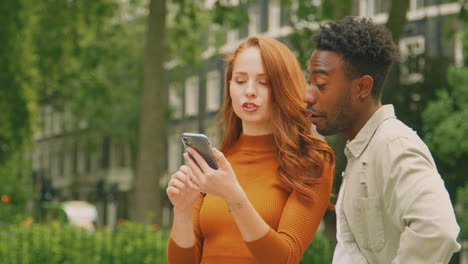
181;133;219;170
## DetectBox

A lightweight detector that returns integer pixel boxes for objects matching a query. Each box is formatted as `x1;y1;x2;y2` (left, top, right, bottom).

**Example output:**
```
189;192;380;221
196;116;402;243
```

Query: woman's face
230;47;273;135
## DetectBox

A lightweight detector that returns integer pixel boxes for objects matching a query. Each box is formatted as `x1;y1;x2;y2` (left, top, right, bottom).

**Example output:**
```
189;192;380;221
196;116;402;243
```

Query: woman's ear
356;75;374;100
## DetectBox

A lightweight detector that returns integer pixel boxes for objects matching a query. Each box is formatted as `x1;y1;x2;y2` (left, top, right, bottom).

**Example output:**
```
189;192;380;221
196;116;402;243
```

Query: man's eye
316;83;326;90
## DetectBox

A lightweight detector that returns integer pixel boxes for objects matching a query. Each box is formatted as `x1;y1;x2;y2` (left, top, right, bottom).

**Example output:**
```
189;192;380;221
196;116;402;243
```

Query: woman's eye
234;80;246;84
316;83;326;90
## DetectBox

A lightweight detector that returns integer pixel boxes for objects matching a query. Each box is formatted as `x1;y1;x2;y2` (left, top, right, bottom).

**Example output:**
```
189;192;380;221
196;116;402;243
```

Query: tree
0;0;37;163
0;0;37;221
385;0;410;44
423;66;468;202
133;0;167;223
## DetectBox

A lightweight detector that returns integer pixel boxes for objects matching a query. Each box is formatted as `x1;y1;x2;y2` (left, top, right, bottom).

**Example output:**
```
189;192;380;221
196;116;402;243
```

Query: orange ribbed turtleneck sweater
167;134;333;264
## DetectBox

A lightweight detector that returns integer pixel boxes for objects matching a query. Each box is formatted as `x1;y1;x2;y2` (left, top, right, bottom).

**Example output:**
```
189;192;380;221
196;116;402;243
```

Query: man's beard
315;90;354;136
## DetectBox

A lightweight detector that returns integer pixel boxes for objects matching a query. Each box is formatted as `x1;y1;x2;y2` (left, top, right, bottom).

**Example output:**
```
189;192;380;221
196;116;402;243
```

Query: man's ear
355;75;374;100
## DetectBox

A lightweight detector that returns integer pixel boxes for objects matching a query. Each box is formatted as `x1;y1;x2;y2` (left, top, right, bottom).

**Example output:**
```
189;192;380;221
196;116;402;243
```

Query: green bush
0;220;333;263
0;221;168;264
301;231;335;263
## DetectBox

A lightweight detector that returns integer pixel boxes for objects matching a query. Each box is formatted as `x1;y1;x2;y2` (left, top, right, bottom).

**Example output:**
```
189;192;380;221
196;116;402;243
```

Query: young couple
166;17;460;264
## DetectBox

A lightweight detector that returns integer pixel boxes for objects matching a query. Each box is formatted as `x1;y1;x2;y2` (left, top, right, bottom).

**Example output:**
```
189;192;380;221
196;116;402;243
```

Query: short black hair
312;16;399;99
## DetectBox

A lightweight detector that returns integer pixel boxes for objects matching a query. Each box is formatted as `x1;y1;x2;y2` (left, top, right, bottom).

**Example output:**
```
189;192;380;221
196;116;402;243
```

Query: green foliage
0;152;34;224
0;222;168;264
212;0;251;28
423;66;468;165
301;231;335;264
0;0;37;163
0;222;331;264
33;1;118;106
282;0;321;68
167;1;213;67
31;1;146;152
287;26;318;69
423;66;468;201
456;182;468;240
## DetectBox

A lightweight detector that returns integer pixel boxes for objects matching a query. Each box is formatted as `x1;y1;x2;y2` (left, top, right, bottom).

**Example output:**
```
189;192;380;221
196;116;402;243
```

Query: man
304;17;460;263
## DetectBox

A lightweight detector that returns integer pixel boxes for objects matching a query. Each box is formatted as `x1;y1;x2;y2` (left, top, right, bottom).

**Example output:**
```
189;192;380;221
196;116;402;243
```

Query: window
239;19;249;39
206;71;222;112
100;137;111;169
280;0;291;26
269;0;281;32
374;0;388;14
410;0;424;11
58;150;64;178
206;125;222;149
227;30;239;45
52;111;61;135
249;3;261;35
44;106;52;137
260;0;269;33
400;36;425;84
185;76;199;116
50;146;57;178
169;83;183;119
360;0;388;17
112;142;127;167
64;150;72;178
168;132;183;173
77;144;86;174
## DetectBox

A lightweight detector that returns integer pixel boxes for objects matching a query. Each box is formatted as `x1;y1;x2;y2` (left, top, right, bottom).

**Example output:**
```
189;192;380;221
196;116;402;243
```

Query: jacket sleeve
167;195;205;264
245;163;334;264
379;137;461;264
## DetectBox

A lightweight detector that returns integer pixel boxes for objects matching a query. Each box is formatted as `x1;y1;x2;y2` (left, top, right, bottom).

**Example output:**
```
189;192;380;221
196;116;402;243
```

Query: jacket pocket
353;196;386;251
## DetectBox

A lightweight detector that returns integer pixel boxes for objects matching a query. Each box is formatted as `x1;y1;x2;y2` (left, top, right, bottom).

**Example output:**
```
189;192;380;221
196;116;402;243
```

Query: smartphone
181;133;219;170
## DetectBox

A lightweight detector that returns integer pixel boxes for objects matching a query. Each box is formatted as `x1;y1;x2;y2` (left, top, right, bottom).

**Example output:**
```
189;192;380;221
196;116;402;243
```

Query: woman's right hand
166;165;200;212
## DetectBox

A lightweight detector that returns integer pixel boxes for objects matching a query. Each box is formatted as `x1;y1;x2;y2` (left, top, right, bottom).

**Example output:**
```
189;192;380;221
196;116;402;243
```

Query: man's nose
303;85;316;105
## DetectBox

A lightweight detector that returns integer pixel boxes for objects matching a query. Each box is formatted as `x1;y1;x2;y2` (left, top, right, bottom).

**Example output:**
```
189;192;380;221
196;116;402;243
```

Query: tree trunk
386;0;410;44
382;0;410;105
330;0;353;19
133;0;166;224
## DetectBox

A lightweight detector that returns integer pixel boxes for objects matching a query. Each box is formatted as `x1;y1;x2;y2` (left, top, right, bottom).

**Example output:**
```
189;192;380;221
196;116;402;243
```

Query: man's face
303;50;357;136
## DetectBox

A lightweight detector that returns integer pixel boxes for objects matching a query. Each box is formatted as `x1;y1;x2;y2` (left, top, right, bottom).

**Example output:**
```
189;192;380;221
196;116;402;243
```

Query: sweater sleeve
245;163;334;264
167;194;205;264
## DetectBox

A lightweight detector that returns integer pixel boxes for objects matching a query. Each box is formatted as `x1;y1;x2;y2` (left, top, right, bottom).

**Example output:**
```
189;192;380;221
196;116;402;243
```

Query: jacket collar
345;104;396;159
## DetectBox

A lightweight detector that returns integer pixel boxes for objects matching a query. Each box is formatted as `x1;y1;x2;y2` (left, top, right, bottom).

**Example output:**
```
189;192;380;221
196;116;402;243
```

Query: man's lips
242;102;259;112
309;112;323;118
308;111;324;123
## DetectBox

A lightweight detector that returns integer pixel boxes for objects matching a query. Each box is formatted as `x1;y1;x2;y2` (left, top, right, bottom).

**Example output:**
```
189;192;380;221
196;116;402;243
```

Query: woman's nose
244;80;257;98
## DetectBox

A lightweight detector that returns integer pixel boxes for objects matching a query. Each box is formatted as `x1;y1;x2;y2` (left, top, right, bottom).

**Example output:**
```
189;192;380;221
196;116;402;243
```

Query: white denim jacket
337;105;460;264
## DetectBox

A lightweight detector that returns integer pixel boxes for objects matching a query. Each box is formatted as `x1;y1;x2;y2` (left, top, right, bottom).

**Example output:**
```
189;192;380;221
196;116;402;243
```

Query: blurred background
0;0;467;263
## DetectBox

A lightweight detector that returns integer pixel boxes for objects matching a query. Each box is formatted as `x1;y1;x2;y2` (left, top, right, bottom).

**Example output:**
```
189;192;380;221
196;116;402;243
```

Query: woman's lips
242;102;259;112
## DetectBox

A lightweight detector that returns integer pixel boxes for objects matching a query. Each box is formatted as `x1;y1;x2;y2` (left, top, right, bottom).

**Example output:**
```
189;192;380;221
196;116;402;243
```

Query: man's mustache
306;104;326;116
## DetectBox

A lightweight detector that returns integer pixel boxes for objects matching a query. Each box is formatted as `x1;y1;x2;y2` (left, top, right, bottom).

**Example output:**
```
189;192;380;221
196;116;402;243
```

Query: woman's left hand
183;147;244;204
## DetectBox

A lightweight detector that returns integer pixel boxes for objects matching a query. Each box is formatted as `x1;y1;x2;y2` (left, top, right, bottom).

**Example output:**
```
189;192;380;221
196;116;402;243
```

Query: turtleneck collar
233;133;276;153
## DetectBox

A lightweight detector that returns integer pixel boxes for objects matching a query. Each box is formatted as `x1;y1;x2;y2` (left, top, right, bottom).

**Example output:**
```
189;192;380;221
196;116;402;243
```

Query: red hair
219;36;335;202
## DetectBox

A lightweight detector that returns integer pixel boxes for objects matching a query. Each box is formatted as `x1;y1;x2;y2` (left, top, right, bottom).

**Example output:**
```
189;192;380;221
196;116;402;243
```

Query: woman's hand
183;147;245;205
166;165;200;212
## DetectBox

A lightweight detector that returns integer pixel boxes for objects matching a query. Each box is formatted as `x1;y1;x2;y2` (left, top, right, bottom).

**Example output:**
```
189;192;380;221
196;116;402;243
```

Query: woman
166;36;335;264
